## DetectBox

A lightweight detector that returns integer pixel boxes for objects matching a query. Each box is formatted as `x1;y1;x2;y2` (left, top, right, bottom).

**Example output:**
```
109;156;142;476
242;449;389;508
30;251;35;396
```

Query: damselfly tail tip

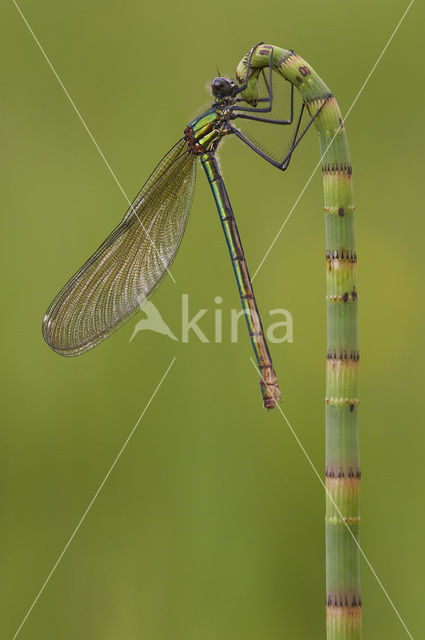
263;388;282;410
260;366;281;410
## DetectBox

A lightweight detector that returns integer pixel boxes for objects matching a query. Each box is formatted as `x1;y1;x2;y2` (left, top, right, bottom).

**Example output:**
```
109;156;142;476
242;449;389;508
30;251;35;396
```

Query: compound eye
212;76;232;97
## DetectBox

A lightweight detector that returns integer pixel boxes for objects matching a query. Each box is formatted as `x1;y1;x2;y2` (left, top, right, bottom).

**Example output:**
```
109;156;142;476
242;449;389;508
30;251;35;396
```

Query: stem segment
236;45;361;639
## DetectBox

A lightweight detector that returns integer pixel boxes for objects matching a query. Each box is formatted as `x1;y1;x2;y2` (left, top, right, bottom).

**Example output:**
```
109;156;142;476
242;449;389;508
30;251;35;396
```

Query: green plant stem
236;45;361;639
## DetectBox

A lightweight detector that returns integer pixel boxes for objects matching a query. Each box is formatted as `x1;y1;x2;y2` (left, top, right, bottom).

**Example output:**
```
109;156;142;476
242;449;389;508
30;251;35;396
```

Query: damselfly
43;44;327;409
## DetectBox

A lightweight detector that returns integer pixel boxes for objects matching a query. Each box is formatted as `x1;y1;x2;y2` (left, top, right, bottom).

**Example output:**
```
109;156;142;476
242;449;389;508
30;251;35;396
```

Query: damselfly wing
43;139;196;356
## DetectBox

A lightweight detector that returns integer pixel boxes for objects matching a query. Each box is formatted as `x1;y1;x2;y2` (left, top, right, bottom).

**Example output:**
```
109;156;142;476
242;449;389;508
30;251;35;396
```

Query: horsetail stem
236;45;361;639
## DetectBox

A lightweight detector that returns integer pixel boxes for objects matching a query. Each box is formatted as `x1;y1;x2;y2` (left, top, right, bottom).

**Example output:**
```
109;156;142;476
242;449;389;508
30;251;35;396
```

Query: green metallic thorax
186;107;230;153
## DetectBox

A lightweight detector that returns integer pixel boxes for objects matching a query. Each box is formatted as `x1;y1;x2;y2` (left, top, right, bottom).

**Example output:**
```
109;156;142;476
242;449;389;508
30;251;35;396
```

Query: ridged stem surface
236;45;361;639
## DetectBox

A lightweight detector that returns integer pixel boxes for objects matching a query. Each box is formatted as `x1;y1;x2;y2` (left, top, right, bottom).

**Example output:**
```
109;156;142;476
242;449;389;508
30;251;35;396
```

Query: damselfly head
211;76;237;99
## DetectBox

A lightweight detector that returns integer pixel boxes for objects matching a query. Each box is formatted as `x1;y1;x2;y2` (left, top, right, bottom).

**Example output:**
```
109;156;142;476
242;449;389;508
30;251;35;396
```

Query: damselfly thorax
184;108;232;154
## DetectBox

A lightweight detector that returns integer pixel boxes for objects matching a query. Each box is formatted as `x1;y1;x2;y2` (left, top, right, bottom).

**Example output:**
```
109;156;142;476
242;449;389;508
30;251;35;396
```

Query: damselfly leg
230;97;328;170
229;46;331;169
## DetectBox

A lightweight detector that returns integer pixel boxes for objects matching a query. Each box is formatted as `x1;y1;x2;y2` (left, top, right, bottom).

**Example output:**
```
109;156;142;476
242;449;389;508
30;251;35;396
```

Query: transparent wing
43;139;196;356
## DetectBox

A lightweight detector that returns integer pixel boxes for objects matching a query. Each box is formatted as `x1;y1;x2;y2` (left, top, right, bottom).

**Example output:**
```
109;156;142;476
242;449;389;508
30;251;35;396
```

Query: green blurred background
1;1;423;638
